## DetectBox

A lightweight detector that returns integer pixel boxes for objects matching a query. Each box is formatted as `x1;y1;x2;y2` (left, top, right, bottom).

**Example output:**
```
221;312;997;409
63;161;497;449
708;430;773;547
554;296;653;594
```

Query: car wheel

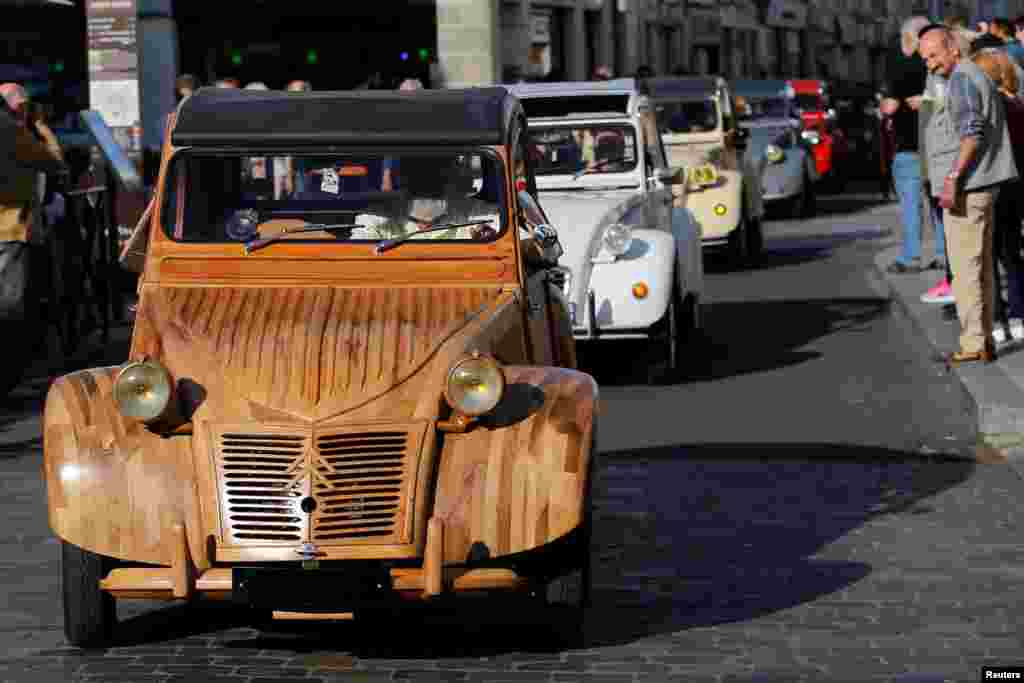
746;217;764;262
62;540;117;648
646;284;681;385
544;458;592;647
727;218;749;269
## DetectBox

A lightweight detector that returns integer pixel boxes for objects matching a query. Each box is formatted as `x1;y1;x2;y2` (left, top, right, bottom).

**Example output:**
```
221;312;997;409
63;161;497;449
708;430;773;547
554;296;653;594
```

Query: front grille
218;432;309;543
212;423;428;549
311;431;408;542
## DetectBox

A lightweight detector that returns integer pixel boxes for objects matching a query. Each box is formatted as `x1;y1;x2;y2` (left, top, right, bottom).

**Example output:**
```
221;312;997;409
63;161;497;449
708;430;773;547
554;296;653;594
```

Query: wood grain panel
154;258;517;285
433;366;598;564
130;285;507;422
44;368;206;567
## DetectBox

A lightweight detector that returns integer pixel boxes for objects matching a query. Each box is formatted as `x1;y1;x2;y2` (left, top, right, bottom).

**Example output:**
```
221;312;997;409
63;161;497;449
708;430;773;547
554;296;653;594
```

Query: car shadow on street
580;296;890;386
90;442;972;661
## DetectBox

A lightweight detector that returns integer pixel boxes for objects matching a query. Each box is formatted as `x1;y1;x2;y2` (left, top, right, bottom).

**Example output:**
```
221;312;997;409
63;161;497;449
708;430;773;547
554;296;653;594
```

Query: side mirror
656;166;685;185
732;127;749;149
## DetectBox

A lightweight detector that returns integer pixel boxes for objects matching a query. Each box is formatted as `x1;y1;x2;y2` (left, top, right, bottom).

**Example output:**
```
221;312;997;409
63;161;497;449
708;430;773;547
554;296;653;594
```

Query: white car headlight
765;144;785;164
444;353;505;417
603;223;632;257
802;130;821;145
113;358;173;422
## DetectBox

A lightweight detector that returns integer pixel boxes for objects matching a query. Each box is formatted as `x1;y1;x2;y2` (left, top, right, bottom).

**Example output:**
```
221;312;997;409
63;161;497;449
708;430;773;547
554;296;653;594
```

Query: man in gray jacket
920;25;1019;363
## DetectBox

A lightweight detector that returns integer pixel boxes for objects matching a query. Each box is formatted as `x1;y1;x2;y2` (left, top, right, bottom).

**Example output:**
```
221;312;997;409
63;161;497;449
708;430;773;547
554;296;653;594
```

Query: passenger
354;155;499;241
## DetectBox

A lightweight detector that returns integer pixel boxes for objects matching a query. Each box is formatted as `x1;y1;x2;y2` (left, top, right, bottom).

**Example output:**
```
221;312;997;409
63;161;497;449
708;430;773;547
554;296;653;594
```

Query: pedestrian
635;65;654;80
880;16;942;274
214;78;238;89
989;18;1024;63
286;80;311;92
175;74;197;103
592;65;612;81
919;24;1019;364
0;83;66;382
1015;16;1024;47
971;48;1024;344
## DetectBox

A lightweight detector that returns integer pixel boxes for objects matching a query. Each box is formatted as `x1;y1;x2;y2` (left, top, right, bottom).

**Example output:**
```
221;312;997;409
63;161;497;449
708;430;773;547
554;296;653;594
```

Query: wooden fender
433;366;598;564
43;368;207;569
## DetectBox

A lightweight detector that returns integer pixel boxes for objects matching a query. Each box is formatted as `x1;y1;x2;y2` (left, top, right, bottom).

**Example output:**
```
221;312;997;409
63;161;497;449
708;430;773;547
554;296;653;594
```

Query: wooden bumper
98;517;527;602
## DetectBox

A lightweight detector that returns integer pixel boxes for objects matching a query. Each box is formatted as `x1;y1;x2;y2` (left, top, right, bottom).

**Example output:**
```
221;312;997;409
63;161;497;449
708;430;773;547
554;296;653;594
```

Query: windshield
795;93;823;111
738;97;798;121
527;124;638;176
657;99;720;133
160;151;505;244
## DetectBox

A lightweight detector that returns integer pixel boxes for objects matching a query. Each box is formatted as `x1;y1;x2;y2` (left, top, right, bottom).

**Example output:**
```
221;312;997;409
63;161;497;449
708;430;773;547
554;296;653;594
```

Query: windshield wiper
244;223;362;254
375;220;495;254
572;156;631;180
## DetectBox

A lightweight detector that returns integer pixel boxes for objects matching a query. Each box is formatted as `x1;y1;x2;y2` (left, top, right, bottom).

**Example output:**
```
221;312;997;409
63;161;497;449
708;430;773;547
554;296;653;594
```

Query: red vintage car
789;79;851;190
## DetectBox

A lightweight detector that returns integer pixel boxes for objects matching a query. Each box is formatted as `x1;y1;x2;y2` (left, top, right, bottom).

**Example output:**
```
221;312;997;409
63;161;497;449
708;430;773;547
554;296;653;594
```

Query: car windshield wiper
573;156;631;179
375;220;495;254
244;223;362;254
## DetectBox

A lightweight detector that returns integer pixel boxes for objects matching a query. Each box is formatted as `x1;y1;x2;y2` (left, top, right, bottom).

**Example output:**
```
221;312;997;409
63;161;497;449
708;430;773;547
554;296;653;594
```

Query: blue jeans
927;192;946;264
892;152;923;265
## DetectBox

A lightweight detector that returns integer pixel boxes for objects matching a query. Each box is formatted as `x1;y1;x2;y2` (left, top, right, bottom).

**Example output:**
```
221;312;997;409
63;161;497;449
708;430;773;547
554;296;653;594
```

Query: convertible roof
504;79;642;118
171;87;518;147
640;77;722;101
732;79;793;101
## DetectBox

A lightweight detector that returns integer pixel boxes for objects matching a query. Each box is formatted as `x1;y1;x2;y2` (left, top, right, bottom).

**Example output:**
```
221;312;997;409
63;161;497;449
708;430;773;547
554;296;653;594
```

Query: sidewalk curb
868;258;981;437
871;248;1024;479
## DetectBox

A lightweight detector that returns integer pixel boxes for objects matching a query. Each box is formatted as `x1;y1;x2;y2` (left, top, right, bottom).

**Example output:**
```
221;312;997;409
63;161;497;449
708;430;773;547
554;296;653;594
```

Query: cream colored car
644;76;766;267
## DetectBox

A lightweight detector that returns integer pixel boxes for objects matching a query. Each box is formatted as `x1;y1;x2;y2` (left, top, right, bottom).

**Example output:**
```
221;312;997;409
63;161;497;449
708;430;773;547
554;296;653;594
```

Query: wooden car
44;86;597;647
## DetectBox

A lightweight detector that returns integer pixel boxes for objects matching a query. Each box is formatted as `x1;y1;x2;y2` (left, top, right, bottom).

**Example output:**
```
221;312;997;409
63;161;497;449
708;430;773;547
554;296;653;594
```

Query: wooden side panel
433;366;598;564
43;368;205;568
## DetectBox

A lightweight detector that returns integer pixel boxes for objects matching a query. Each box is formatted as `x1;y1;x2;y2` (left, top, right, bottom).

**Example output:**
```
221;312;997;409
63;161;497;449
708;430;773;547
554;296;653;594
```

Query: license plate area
232;566;394;611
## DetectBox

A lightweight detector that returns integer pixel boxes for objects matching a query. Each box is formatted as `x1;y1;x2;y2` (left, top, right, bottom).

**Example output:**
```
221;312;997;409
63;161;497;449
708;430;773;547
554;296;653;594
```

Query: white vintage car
505;79;704;383
733;79;819;218
643;77;766;266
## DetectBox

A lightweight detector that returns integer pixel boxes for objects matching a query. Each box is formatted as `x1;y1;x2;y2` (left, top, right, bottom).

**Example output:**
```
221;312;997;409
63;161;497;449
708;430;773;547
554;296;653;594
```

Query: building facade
435;0;1024;88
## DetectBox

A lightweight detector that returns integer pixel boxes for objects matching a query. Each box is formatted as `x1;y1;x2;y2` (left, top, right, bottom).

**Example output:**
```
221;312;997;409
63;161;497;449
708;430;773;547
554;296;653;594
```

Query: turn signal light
632;282;649;299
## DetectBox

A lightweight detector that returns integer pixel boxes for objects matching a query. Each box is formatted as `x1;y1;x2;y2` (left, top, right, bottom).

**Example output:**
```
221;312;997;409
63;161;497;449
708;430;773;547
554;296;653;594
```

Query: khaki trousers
945;187;999;353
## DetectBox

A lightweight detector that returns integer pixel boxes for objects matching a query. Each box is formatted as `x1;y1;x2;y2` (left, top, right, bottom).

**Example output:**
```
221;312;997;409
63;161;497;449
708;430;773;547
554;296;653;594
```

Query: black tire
727;218;749;269
803;173;817;218
61;540;116;648
544;454;593;647
645;284;682;385
746;217;764;262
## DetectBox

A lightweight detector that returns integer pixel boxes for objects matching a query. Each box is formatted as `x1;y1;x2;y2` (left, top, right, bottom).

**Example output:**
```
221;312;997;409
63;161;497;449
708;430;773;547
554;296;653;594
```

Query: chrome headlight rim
602;222;633;257
113;358;173;423
765;144;785;164
443;352;506;417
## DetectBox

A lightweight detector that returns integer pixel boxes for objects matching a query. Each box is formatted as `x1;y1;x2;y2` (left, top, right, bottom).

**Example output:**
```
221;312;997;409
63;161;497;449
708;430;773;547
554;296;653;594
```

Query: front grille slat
215;424;421;548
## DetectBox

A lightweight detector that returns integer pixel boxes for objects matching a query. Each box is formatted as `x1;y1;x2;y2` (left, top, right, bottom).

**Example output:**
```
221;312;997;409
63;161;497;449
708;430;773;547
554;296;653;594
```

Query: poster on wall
86;0;140;153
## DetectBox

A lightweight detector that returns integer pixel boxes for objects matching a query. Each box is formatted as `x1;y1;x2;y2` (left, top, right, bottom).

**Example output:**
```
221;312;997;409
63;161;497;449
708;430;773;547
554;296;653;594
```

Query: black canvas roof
641;77;720;102
171;87;518;148
731;80;792;101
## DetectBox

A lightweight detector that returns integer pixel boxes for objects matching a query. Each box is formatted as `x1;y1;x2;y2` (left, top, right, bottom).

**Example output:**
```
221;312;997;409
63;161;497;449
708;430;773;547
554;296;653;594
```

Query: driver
353;155;499;241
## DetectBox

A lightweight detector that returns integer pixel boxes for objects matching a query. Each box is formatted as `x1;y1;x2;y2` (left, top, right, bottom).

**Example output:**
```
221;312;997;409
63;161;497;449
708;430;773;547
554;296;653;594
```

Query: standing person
0;83;66;391
175;74;197;103
919;25;1019;364
880;16;939;274
971;49;1024;343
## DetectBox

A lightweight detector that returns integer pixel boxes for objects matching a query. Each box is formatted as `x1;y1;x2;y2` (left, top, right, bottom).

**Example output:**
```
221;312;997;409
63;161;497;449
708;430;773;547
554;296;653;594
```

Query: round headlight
113;359;172;422
603;223;632;256
765;144;785;164
713;203;728;216
444;354;505;417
